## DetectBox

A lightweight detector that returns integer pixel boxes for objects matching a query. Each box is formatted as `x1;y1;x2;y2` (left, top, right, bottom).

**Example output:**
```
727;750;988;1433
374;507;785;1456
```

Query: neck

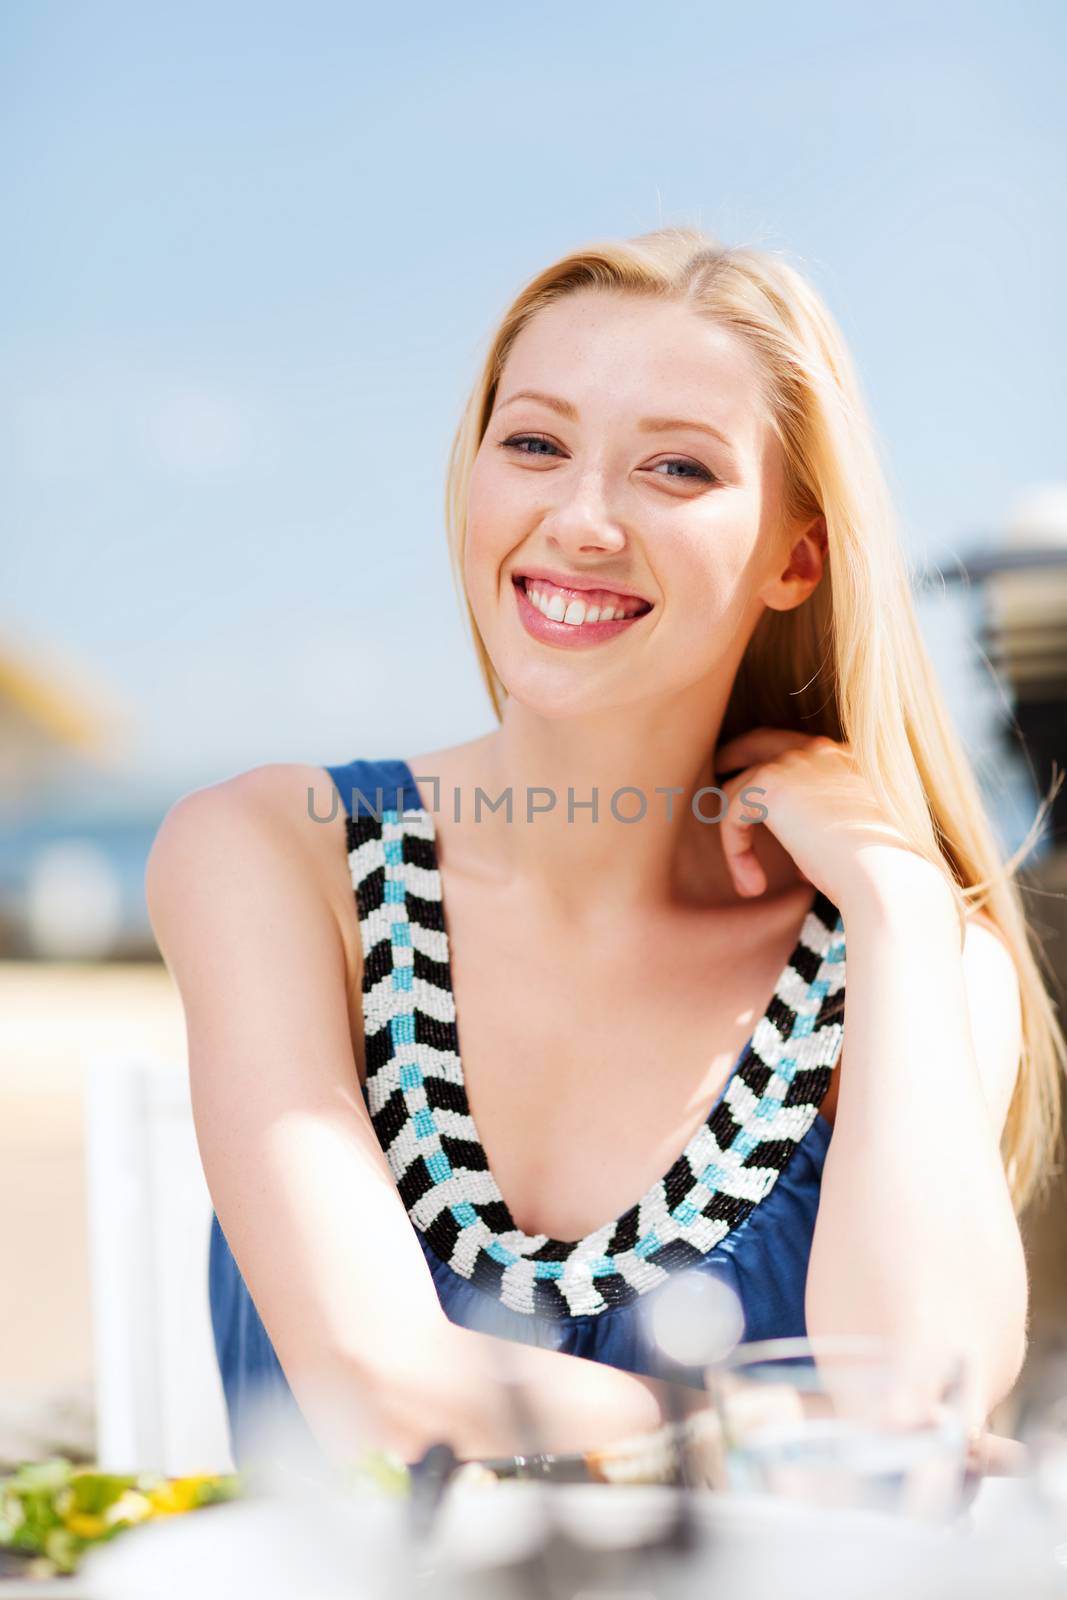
435;688;748;923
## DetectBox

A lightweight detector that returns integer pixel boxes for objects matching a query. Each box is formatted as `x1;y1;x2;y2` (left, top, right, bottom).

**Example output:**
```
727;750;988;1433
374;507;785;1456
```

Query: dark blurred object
915;485;1067;846
406;1440;460;1541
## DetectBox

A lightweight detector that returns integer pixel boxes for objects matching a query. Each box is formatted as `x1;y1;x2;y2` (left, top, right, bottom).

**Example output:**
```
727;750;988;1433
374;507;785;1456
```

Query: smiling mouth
513;574;653;626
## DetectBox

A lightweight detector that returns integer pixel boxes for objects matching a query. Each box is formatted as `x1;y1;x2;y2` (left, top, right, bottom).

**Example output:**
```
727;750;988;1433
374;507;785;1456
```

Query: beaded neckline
328;756;846;1320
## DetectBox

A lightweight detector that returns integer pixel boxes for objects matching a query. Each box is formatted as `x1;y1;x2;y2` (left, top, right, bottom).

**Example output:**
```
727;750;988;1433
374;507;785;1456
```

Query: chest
374;871;823;1244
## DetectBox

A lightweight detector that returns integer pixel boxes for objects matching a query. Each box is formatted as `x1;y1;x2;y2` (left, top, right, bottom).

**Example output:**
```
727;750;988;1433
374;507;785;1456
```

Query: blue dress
209;756;846;1468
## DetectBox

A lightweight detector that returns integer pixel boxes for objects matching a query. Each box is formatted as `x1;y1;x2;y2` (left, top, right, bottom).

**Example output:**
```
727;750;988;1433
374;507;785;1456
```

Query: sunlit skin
454;289;827;920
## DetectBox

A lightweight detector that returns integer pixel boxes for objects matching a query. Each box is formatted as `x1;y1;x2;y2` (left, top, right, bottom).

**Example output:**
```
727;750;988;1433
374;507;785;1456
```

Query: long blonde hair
443;225;1067;1215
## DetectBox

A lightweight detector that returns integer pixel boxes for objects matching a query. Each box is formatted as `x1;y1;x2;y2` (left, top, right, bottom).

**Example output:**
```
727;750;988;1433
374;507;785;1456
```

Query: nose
541;470;627;559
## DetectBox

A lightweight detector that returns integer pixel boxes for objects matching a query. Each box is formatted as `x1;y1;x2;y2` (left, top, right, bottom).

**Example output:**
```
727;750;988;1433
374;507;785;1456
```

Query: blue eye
499;434;717;484
501;435;560;458
649;459;714;482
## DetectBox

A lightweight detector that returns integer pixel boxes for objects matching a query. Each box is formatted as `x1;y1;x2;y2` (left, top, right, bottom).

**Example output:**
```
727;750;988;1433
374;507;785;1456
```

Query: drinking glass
702;1335;971;1520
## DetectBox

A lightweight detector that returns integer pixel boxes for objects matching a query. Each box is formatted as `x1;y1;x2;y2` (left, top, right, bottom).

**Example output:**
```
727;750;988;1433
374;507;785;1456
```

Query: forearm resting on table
287;1318;704;1468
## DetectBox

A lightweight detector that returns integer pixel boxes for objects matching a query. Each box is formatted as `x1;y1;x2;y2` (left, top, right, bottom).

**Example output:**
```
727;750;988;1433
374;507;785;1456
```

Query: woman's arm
805;854;1028;1423
145;772;690;1468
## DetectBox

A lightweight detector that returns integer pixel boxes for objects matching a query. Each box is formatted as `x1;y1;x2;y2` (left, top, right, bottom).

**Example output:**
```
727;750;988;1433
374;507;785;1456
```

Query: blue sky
3;0;1064;832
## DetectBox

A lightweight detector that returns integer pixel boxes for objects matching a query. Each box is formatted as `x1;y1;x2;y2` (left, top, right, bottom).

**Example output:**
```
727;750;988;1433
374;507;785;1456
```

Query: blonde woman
146;227;1064;1480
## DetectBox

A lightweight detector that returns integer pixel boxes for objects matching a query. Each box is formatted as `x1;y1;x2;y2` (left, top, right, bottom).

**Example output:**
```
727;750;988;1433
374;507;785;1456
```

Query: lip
511;566;654;608
512;573;653;650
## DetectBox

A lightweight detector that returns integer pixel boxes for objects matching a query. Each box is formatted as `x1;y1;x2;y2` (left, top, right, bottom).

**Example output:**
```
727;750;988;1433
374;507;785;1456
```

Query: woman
147;226;1065;1479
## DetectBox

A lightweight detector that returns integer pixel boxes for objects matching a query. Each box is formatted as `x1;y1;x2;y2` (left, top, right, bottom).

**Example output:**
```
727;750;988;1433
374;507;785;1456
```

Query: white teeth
524;579;643;627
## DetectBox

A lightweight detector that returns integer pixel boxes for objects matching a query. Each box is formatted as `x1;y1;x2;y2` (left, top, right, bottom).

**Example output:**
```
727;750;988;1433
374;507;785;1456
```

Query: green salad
0;1450;410;1579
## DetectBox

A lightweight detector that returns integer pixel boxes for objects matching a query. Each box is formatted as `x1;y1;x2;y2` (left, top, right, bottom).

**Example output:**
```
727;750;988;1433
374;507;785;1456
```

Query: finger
716;774;767;896
715;728;824;778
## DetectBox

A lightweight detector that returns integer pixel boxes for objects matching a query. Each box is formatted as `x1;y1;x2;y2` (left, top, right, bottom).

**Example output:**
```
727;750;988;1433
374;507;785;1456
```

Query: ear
762;512;828;611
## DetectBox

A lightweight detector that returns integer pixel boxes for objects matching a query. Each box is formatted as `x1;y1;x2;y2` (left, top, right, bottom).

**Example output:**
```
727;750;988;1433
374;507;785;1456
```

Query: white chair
82;1051;235;1476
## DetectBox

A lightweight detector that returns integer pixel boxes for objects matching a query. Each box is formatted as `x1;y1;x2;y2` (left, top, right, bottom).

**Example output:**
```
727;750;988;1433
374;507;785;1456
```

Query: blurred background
2;0;1065;1469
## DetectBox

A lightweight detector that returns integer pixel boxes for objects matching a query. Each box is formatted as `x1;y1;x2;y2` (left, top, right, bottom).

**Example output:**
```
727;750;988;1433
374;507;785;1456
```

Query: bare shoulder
149;762;348;891
147;763;364;1037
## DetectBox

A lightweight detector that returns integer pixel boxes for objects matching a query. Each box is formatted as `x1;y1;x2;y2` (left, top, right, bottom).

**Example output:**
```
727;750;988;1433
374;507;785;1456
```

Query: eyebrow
496;388;737;454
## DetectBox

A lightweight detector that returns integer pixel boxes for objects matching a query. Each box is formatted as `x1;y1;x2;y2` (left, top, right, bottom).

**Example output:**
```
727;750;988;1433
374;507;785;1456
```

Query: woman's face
464;289;811;718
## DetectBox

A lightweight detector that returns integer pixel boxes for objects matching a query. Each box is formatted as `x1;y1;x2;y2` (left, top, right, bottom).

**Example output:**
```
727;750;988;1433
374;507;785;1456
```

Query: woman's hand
713;728;940;914
965;1427;1029;1477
